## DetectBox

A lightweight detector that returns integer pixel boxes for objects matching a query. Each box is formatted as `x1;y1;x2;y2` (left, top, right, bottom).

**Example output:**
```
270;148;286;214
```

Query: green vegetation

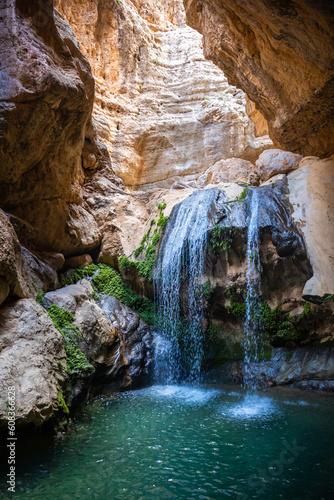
119;200;168;280
285;351;294;361
209;225;236;256
57;391;69;414
200;280;212;301
224;286;316;342
60;263;97;287
157;211;168;229
225;287;246;317
226;187;249;204
36;289;45;305
151;228;160;245
92;264;156;325
48;304;93;376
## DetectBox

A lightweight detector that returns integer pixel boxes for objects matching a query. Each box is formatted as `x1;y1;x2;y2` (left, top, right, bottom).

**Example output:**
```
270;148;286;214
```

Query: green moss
158;201;167;211
57;391;69;414
92;264;157;325
285;351;293;361
226;187;249;204
301;302;311;316
151;229;160;245
200;280;211;300
36;290;45;305
134;244;144;257
47;304;93;376
120;201;168;280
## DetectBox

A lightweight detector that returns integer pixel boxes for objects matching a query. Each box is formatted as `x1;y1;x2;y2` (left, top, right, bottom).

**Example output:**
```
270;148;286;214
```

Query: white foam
228;394;277;420
147;385;220;405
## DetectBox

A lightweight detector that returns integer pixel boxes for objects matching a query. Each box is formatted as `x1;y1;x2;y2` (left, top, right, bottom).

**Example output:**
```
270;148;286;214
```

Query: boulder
0;299;66;427
198;158;259;186
256;149;303;183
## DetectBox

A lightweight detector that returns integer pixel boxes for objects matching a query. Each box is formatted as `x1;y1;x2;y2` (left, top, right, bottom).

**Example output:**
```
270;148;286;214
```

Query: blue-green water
1;385;334;499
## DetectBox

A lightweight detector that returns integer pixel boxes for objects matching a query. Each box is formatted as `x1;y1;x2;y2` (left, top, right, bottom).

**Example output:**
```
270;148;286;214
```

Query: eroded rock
0;299;66;427
0;1;99;253
183;0;334;157
56;0;271;191
0;210;30;305
288;156;334;300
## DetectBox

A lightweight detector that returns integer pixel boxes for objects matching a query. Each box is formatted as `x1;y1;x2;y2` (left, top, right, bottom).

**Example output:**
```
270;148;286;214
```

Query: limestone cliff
55;0;271;189
183;0;334;158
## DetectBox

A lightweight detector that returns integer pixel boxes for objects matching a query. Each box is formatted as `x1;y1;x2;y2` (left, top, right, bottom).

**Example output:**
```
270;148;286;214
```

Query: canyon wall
183;0;334;158
55;0;271;189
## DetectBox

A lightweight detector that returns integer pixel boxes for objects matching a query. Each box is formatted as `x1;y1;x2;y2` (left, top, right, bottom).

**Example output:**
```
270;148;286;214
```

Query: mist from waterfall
243;188;264;389
153;189;218;384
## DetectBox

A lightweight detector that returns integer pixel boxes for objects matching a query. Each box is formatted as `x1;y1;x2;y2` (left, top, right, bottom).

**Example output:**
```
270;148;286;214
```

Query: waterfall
153;189;218;383
243;189;263;389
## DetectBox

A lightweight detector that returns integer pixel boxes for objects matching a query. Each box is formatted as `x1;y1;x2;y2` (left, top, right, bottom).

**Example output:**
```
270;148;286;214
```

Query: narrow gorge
0;0;333;498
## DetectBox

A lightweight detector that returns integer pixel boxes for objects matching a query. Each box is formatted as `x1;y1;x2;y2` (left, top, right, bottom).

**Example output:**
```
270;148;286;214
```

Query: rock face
0;299;66;427
56;0;271;190
221;347;334;391
288;156;334;301
183;0;334;158
0;210;30;305
0;0;102;254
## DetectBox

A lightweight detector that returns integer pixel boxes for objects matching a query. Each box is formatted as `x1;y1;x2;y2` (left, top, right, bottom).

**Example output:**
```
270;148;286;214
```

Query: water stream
243;189;264;389
153;189;218;383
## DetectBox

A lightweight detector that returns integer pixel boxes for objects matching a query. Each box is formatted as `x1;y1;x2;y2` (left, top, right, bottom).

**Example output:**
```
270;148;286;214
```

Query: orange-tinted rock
183;0;334;157
0;0;99;253
56;0;271;190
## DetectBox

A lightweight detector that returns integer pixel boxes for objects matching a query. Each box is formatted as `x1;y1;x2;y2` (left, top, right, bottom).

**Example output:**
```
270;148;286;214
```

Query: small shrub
157;212;168;229
36;290;45;305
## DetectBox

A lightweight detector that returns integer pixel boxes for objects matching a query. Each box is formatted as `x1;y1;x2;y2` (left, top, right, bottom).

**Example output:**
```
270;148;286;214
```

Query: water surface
1;384;333;499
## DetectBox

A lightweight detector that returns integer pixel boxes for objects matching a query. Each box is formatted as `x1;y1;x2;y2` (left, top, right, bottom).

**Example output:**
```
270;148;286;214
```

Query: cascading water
243;188;263;390
153;189;218;384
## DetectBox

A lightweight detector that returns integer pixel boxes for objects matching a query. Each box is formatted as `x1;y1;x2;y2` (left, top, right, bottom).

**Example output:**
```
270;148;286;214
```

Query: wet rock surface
219;347;334;391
